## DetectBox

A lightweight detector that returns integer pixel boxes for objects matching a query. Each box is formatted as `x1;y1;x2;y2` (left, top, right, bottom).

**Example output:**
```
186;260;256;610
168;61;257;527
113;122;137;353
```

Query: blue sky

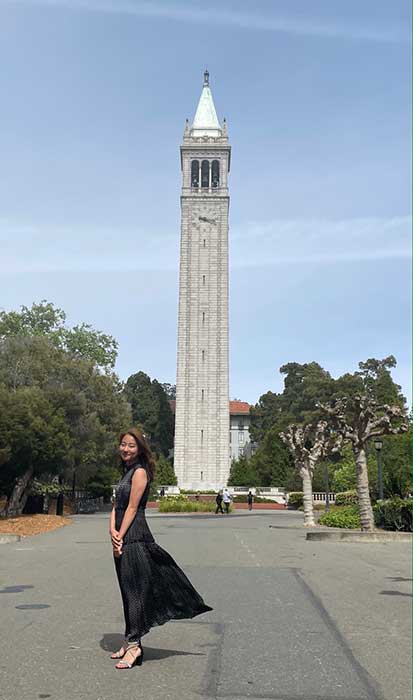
0;0;411;404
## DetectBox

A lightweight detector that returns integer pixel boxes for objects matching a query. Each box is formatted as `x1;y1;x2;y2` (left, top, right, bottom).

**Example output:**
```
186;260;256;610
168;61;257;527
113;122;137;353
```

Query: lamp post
56;474;64;516
324;463;330;512
374;439;383;500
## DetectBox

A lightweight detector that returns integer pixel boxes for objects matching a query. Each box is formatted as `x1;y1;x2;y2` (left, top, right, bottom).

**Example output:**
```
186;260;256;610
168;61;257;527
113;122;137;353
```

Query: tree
124;372;174;455
249;390;282;444
379;432;411;498
331;444;358;492
279;362;334;423
356;356;406;409
0;386;71;514
161;383;176;400
86;464;121;500
320;397;408;531
0;332;131;512
0;301;118;372
228;455;258;487
250;362;335;446
155;455;177;486
250;426;292;486
280;421;342;527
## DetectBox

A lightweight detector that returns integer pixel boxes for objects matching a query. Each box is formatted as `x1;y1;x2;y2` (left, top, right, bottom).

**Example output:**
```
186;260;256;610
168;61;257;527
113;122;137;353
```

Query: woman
110;428;212;669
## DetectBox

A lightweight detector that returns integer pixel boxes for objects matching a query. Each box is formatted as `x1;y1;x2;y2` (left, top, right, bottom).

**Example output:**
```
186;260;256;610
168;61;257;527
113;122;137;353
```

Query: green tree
331;444;357;492
0;301;118;372
250;362;335;446
320;396;408;531
86;464;121;500
0;329;131;511
0;385;71;514
227;455;258;487
155;454;178;486
124;372;174;455
356;356;406;409
161;383;176;400
250;426;292;486
249;391;282;444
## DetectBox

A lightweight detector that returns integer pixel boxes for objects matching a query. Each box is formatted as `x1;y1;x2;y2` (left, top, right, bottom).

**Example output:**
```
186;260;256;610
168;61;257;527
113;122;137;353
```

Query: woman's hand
110;529;123;557
110;528;122;548
112;539;123;557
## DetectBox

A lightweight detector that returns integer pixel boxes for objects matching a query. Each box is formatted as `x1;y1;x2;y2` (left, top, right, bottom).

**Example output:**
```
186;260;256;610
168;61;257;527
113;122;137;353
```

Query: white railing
312;492;336;503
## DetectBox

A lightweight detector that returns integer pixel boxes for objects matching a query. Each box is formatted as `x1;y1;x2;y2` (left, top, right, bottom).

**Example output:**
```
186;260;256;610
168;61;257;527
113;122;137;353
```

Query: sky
0;0;411;405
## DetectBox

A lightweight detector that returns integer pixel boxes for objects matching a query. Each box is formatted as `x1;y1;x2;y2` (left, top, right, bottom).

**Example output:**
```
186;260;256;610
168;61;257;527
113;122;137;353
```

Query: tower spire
191;69;221;137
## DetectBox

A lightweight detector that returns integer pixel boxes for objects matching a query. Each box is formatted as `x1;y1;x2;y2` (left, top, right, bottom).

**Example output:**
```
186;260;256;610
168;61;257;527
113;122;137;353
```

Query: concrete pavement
0;510;410;700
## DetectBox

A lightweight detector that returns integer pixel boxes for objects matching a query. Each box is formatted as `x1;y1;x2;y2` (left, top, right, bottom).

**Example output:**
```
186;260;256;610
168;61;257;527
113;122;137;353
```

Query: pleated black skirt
114;540;212;642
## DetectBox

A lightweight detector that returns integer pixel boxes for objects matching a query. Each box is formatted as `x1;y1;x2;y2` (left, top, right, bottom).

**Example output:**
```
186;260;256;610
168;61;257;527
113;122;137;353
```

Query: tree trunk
300;466;316;527
5;467;34;516
354;447;374;531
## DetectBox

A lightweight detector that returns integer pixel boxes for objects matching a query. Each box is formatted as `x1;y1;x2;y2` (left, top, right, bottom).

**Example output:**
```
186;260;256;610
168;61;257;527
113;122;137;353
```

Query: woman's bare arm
110;506;116;534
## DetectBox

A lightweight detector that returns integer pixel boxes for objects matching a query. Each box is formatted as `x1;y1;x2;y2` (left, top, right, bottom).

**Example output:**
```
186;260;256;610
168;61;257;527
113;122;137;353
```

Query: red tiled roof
229;401;251;415
169;399;251;415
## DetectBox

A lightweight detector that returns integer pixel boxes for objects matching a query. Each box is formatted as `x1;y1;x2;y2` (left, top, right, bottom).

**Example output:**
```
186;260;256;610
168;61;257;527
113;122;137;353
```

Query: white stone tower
174;70;230;491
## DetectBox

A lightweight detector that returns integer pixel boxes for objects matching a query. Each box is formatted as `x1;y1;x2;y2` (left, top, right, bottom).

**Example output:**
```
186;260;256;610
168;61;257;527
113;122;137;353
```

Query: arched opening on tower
201;160;209;188
211;160;220;188
191;160;199;188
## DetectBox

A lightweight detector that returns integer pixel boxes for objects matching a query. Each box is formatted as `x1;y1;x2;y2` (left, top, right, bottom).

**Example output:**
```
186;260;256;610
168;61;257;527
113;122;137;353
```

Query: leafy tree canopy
124;372;174;456
227;455;258;487
0;301;118;372
250;425;292;487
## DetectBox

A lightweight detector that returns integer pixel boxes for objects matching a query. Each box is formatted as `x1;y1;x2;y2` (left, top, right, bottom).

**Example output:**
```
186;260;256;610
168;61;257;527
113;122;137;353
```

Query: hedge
318;505;361;529
287;492;303;509
335;490;358;506
373;498;412;532
158;496;232;513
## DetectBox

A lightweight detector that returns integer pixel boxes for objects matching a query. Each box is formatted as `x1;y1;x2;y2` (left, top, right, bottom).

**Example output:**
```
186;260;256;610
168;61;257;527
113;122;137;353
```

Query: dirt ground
0;514;73;537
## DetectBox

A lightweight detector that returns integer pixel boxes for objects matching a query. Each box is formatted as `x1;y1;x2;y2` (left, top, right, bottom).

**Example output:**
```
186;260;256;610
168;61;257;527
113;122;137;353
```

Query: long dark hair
119;428;155;481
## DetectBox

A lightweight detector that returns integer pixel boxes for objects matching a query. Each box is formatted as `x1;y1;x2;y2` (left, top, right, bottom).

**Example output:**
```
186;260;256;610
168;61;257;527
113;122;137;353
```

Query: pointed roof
191;70;222;137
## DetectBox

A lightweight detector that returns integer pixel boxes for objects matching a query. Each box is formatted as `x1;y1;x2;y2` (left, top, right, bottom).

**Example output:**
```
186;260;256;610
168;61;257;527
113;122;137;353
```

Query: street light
374;439;384;500
324;463;330;512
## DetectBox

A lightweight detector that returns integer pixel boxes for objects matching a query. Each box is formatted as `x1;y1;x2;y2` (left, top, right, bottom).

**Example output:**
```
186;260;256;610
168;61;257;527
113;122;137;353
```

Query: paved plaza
0;510;411;700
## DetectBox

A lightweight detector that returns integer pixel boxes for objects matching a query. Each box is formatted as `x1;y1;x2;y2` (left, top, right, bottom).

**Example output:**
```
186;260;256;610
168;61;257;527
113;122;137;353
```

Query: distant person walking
215;491;224;514
247;490;253;511
222;488;231;514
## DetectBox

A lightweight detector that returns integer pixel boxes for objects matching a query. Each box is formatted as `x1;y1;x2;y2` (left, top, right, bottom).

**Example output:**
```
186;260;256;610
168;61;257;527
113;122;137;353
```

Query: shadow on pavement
0;584;35;593
100;633;207;661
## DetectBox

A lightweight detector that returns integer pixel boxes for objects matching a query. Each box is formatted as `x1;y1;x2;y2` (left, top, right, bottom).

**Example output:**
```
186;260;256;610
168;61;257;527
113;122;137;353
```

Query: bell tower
174;71;231;491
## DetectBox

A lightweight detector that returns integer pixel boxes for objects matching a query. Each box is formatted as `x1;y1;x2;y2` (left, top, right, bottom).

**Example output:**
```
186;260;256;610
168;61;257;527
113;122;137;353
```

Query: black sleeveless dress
113;461;212;643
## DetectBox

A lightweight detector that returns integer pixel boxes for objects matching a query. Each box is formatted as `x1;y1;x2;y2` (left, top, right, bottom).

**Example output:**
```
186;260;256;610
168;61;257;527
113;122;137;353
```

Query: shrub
179;489;217;495
158;497;232;513
319;505;361;529
335;490;358;506
287;492;303;509
373;497;412;532
30;479;70;497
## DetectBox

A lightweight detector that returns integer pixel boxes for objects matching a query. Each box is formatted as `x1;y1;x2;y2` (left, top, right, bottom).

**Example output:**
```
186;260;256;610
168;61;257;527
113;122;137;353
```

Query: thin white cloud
231;215;412;268
0;215;411;273
2;0;410;43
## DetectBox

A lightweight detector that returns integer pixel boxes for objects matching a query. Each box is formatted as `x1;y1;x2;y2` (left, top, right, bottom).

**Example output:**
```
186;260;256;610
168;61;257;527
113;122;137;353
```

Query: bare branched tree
319;396;408;531
280;420;343;527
